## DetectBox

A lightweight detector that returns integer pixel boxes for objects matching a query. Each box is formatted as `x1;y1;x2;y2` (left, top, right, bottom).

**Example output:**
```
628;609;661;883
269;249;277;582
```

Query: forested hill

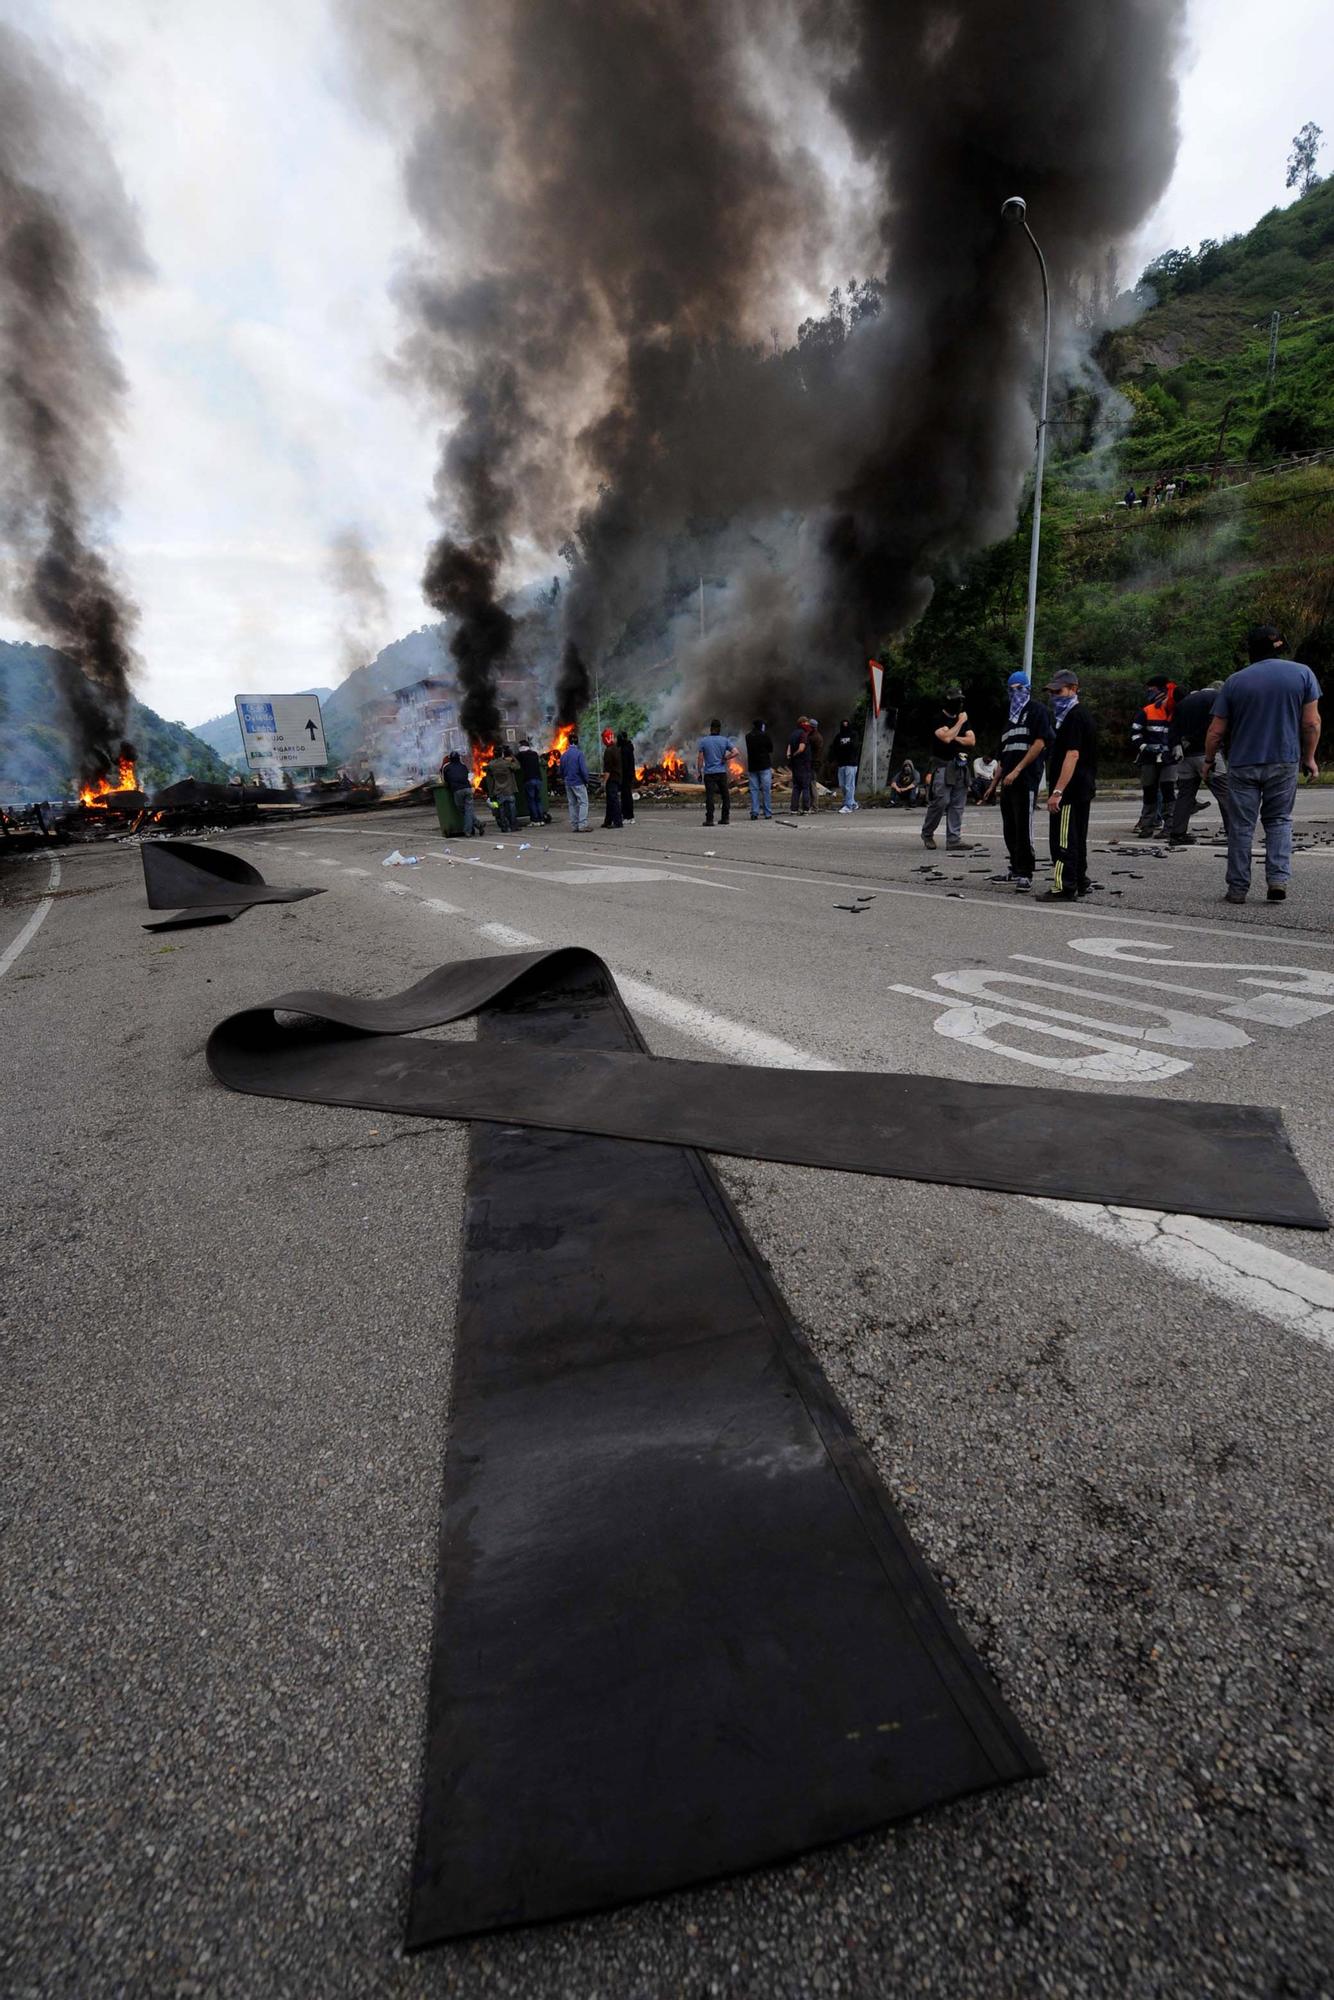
888;176;1334;769
0;640;230;801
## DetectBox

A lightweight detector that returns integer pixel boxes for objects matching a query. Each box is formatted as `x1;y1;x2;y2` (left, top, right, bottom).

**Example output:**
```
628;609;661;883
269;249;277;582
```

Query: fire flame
637;747;687;783
727;755;745;780
80;752;138;807
470;741;495;784
550;723;574;757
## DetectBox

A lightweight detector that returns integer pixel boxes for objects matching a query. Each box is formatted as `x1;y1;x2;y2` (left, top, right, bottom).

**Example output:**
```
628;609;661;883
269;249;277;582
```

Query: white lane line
478;922;543;948
313;857;341;867
344;867;372;877
616;977;839;1071
421;897;461;915
0;853;61;982
1042;1201;1334;1355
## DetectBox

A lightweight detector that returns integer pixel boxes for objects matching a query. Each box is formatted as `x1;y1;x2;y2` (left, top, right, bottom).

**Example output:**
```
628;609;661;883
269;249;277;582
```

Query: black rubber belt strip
425;957;1041;1943
141;837;323;931
206;948;1327;1229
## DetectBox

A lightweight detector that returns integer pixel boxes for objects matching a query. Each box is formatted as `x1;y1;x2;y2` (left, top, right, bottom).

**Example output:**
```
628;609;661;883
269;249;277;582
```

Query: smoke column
349;0;1185;732
0;24;149;782
327;524;390;677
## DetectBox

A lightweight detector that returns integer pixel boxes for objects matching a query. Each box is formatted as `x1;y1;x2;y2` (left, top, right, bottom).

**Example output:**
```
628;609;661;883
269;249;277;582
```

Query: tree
1285;122;1324;196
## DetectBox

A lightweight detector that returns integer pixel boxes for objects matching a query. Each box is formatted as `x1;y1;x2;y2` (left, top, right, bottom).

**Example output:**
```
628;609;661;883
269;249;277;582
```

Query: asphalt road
3;789;1333;1999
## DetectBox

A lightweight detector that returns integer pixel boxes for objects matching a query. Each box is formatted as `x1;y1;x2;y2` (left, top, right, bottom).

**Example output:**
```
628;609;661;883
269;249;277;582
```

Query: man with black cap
1041;670;1098;901
921;686;975;850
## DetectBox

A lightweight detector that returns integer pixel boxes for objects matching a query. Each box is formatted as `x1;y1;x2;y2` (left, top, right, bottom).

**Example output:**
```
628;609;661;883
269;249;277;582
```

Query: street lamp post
1002;196;1050;685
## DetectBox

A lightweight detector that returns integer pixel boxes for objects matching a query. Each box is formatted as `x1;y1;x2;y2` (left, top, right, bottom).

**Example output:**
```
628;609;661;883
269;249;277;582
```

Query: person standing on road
921;686;975;850
516;738;548;826
1131;677;1177;836
485;744;521;833
745;719;774;819
806;718;825;810
601;728;624;829
1040;670;1097;901
787;718;813;813
697;718;734;826
441;750;479;838
831;718;860;812
617;730;637;821
1166;683;1228;847
559;731;591;832
1206;624;1321;905
995;671;1050;890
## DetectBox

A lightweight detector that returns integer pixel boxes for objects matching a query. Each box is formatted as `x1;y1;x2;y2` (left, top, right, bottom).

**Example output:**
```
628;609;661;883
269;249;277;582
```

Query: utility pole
1211;396;1237;486
1001;197;1050;685
699;575;705;641
1266;310;1281;399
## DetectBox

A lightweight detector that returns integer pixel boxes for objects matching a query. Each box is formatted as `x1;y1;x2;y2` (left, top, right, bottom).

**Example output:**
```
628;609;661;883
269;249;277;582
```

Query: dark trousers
524;777;545;823
790;770;812;811
1169;754;1229;840
1137;760;1174;828
703;772;730;824
496;795;517;832
999;780;1038;877
622;774;634;820
1049;792;1091;897
603;780;623;828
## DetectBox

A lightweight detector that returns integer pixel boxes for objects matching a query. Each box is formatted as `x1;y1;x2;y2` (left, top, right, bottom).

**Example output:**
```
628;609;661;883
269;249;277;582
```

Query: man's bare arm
1301;698;1321;778
1047;748;1080;811
1203;715;1227;768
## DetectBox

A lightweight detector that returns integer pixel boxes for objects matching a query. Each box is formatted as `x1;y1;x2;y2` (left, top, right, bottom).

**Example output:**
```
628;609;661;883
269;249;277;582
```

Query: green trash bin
435;784;465;837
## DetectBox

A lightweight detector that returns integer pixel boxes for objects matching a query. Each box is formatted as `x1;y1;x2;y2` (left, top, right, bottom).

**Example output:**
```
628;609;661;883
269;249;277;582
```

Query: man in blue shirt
697;719;735;826
559;733;592;832
1205;624;1322;903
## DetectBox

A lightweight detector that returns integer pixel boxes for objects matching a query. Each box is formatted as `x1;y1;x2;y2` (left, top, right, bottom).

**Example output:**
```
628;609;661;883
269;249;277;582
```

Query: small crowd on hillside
905;623;1322;904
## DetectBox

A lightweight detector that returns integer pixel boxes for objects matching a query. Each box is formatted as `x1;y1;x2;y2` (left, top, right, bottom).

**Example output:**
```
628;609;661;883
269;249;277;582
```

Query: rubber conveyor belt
141;837;323;931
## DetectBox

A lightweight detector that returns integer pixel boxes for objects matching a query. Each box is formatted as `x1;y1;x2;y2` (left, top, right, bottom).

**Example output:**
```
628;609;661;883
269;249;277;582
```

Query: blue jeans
524;776;545;823
838;765;858;808
566;783;589;830
1225;762;1298;891
747;770;772;817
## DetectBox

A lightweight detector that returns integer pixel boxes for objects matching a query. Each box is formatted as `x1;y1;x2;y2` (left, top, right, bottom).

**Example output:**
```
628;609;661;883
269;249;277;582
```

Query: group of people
915;623;1321;903
691;715;866;826
441;740;554;836
555;728;638;832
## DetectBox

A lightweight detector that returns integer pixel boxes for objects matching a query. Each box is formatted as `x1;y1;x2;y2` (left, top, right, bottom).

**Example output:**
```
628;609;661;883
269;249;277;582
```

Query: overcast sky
0;0;1328;726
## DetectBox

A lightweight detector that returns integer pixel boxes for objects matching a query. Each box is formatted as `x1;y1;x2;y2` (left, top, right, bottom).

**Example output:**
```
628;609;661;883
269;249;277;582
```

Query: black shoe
1168;834;1196;847
922;836;937;850
1267;885;1287;901
1038;889;1078;901
946;841;975;852
1224;888;1247;904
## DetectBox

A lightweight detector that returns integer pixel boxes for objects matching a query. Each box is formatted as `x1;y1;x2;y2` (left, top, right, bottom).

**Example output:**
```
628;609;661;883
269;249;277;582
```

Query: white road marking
1066;937;1334;993
925;967;1251;1051
343;867;372;877
313;857;341;866
478;922;543;948
0;853;61;982
617;977;839;1071
888;983;1190;1081
1042;1201;1334;1355
558;862;739;891
421;897;461;915
1012;953;1334;1029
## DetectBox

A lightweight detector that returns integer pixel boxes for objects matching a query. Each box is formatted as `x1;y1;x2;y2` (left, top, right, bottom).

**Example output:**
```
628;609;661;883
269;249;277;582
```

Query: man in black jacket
831;718;861;812
921;687;975;850
515;739;549;825
1167;682;1228;846
1040;671;1097;901
617;731;637;820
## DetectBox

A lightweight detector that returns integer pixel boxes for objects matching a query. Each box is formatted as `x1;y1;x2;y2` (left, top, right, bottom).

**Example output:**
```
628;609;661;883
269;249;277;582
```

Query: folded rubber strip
207;947;1326;1228
142;838;323;931
283;947;1042;1942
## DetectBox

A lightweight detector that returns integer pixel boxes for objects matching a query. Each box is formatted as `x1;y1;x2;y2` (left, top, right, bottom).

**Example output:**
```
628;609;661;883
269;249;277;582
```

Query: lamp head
1001;196;1027;222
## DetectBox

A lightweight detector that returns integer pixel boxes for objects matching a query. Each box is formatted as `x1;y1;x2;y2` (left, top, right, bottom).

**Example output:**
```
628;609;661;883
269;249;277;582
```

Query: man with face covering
994;670;1050;889
921;686;975;850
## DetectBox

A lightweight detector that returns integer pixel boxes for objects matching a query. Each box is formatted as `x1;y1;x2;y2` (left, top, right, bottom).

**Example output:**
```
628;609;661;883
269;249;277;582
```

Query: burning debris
0;23;150;789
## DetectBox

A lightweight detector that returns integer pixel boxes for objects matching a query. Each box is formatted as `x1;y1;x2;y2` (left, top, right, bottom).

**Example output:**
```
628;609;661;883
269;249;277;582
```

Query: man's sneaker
1013;876;1032;890
1037;889;1077;901
1267;885;1288;901
1190;799;1211;815
1224;888;1247;904
838;805;851;813
1168;833;1196;847
922;836;937;849
946;841;975;851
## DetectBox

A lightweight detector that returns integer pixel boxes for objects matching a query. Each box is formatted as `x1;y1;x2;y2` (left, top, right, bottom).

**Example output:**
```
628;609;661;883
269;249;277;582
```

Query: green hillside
0;640;230;801
890;178;1334;769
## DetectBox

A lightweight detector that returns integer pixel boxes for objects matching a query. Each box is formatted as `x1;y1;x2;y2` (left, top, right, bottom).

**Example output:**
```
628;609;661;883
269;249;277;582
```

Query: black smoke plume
350;0;1185;732
422;535;512;745
0;24;148;783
